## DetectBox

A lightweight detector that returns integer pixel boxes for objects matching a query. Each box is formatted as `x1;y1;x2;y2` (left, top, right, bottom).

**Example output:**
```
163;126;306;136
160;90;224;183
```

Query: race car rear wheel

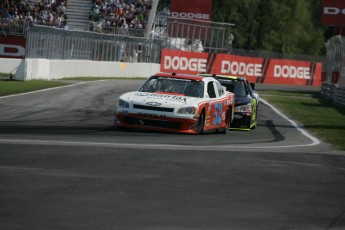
196;112;205;134
251;121;256;129
251;100;257;129
116;125;132;132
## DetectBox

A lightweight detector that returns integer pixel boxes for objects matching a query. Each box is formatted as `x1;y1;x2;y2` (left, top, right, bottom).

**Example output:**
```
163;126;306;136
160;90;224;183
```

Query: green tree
212;0;328;55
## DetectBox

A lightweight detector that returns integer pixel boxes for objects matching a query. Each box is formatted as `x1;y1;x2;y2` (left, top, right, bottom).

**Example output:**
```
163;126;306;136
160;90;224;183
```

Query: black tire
251;113;256;129
196;112;205;134
116;125;132;132
221;109;230;134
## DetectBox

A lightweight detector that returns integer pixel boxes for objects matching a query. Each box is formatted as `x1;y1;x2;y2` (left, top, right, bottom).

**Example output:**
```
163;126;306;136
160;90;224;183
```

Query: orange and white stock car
114;73;235;134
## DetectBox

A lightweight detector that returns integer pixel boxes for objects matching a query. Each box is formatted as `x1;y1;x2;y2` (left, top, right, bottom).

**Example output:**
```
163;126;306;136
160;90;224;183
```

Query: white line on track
0;137;319;150
260;98;320;147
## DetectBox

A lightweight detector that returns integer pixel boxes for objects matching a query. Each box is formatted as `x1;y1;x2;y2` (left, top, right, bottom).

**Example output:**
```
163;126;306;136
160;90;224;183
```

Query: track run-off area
1;80;345;229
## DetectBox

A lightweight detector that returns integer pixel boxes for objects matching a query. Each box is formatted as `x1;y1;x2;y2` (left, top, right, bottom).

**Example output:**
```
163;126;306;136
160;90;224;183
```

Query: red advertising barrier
168;0;212;39
170;0;212;21
0;36;26;59
264;59;321;86
160;49;322;86
321;0;345;26
215;54;264;80
161;49;209;74
332;71;340;84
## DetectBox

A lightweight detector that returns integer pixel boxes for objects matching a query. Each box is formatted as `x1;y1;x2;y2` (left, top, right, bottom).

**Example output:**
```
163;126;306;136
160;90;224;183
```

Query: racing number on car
213;102;223;126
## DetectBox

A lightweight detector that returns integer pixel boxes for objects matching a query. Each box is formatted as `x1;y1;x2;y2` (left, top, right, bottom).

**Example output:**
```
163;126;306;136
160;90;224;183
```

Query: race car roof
198;74;245;81
154;72;205;81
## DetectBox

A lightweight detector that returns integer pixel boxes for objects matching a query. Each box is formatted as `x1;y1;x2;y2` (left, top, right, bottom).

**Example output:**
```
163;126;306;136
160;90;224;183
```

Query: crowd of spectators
0;0;68;31
1;0;153;35
89;0;152;33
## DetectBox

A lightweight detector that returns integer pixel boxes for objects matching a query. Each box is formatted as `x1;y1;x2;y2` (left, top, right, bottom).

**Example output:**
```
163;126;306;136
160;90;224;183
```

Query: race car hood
235;95;252;106
120;91;203;108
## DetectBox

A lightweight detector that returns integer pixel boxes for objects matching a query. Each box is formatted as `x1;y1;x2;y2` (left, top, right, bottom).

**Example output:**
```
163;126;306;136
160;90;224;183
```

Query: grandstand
1;0;321;63
0;0;68;35
0;0;237;64
1;0;330;91
0;0;157;37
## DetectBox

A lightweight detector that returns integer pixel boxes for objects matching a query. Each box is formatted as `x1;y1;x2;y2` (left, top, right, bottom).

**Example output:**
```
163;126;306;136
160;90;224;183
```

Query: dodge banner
168;0;212;39
321;0;345;26
160;49;322;86
0;36;26;59
170;0;212;21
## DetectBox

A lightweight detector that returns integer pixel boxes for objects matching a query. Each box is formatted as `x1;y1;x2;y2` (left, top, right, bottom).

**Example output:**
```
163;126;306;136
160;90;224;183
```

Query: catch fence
0;19;29;36
154;16;235;54
16;16;325;65
26;26;163;63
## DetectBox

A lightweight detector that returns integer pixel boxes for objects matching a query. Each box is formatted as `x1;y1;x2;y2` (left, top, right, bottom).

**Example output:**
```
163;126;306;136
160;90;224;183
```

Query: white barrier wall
0;58;161;80
0;58;23;74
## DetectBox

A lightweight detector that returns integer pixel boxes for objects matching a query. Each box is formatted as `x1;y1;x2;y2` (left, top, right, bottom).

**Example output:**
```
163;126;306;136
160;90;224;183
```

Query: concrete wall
0;58;23;74
0;58;161;80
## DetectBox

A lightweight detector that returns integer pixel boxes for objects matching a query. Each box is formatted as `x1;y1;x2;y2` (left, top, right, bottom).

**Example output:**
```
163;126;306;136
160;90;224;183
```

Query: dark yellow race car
199;74;258;130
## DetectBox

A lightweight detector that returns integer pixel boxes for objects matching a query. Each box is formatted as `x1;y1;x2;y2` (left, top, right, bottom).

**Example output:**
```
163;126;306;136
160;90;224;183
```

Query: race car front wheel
196;112;205;134
220;109;230;134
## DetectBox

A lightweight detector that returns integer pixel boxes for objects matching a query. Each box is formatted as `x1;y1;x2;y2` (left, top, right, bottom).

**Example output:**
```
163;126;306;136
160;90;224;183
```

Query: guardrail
322;35;345;107
321;82;345;107
26;26;163;64
321;82;335;100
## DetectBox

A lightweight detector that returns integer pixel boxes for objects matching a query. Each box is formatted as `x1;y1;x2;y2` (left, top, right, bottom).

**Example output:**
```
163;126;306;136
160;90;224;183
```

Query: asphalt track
0;80;345;229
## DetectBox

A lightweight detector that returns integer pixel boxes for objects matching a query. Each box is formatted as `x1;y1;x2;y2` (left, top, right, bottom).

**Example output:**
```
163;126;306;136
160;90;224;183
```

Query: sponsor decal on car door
207;81;225;129
212;101;224;127
205;99;222;129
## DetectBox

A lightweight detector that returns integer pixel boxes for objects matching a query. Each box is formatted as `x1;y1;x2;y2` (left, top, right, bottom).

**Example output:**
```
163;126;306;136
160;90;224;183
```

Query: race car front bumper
114;112;200;134
230;113;253;130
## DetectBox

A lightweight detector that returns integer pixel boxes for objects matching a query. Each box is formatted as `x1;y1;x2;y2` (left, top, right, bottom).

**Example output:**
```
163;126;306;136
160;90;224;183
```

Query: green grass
0;77;143;96
0;80;69;96
261;91;345;150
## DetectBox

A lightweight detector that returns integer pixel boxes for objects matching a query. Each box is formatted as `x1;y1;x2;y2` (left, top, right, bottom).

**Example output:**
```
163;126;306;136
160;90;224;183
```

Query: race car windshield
139;76;204;98
223;82;246;97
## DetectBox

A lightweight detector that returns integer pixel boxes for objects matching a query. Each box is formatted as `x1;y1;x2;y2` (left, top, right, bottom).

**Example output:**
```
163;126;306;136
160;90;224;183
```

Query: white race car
114;73;235;134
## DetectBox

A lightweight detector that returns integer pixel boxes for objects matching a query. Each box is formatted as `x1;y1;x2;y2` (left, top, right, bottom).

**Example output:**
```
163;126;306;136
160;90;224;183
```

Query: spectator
25;12;33;22
0;0;67;29
89;0;152;34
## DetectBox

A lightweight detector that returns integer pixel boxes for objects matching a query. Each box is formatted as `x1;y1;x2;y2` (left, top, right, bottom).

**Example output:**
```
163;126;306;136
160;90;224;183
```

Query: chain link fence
26;25;163;63
153;16;235;54
0;19;28;36
12;14;325;65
